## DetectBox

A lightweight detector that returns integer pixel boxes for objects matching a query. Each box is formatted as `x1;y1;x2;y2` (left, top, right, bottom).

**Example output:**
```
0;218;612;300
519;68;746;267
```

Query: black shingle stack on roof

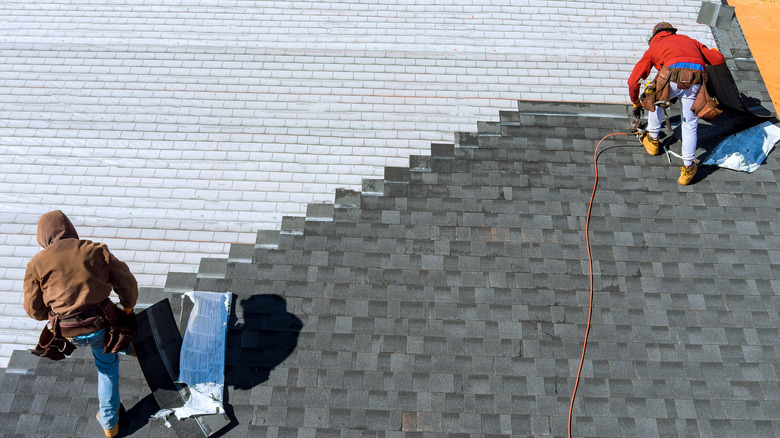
1;15;779;438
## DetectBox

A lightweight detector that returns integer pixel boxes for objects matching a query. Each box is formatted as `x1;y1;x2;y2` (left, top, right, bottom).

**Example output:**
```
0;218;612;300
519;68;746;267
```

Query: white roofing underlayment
0;0;719;366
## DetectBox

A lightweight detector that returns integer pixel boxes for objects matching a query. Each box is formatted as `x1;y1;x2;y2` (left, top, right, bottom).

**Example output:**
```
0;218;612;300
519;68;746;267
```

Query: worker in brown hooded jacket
23;210;138;438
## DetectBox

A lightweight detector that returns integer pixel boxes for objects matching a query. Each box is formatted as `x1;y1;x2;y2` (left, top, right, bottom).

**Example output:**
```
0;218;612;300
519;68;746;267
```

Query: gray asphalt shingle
1;5;779;438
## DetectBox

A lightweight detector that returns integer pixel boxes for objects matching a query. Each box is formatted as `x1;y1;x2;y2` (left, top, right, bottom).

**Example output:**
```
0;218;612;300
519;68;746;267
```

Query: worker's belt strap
640;64;706;111
666;66;705;90
52;304;102;322
656;65;706;98
49;298;111;337
49;299;136;354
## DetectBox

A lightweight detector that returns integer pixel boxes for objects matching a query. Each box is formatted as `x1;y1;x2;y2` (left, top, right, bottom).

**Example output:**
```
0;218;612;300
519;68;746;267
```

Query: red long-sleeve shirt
628;31;725;101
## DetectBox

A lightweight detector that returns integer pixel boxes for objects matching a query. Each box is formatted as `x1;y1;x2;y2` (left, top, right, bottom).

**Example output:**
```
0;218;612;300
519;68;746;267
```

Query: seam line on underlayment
0;328;44;341
7;233;252;245
508;112;627;119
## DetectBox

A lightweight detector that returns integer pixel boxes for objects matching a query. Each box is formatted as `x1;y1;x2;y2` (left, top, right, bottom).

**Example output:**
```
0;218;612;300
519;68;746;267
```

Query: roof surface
0;0;730;363
2;1;780;437
4;106;780;438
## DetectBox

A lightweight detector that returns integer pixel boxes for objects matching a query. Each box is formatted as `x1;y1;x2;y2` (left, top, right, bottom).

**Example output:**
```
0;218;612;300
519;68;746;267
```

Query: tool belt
56;300;110;337
31;299;137;360
639;65;722;122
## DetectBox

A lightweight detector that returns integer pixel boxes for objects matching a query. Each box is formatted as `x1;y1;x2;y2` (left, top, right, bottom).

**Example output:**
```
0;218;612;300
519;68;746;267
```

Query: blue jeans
69;329;119;430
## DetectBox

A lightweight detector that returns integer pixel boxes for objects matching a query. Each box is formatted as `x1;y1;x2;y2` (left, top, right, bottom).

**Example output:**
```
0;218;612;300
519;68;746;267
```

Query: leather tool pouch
640;66;671;111
31;316;76;361
691;76;723;122
639;83;657;112
99;300;137;354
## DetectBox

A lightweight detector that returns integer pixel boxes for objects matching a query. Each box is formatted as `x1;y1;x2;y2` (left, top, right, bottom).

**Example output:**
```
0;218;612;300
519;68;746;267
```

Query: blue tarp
701;121;780;172
153;291;231;422
179;291;231;388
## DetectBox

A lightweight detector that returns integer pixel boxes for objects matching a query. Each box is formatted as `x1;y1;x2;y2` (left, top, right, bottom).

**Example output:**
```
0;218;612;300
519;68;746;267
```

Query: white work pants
647;82;701;166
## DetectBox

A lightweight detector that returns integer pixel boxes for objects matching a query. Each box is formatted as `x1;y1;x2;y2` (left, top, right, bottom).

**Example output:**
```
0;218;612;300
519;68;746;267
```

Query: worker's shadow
223;294;303;389
211;294;302;437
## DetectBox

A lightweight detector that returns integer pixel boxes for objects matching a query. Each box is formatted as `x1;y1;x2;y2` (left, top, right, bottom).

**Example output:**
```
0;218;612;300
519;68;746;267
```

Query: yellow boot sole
678;162;698;185
642;135;661;155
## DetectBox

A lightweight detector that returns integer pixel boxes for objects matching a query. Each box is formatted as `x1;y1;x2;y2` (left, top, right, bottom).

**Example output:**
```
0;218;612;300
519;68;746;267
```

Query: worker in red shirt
628;22;725;185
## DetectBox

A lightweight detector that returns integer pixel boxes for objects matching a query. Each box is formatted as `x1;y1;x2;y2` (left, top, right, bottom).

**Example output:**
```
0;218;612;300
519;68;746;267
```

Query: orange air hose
567;132;629;437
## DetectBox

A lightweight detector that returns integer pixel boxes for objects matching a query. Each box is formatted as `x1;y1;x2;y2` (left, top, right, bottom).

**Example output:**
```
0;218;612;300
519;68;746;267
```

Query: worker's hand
631;101;643;118
123;307;133;315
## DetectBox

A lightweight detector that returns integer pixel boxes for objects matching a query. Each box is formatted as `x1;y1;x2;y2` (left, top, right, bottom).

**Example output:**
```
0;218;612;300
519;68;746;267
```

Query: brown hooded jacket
23;210;138;321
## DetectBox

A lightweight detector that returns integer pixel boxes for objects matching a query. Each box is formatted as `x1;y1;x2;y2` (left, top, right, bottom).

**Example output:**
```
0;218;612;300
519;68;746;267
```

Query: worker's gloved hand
631;100;643;118
629;117;642;135
123;307;133;315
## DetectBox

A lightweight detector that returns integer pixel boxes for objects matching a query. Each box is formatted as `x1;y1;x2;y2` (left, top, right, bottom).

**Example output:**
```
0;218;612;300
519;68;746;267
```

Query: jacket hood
37;210;79;248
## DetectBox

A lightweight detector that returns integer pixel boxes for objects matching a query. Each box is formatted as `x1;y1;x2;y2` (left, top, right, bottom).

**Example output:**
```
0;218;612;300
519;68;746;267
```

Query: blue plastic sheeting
175;291;231;418
179;291;231;386
152;291;232;423
701;121;780;172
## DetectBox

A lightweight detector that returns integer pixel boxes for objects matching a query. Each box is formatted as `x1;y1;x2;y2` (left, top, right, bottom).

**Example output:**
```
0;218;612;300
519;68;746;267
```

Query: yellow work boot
96;413;119;437
678;162;698;185
642;134;661;155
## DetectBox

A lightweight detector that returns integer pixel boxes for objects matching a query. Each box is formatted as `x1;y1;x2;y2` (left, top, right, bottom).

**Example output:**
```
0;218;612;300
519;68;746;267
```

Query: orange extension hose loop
567;132;629;438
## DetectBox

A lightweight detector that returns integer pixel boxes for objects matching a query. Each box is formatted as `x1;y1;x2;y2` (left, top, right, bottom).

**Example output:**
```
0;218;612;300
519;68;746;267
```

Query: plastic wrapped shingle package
153;291;232;422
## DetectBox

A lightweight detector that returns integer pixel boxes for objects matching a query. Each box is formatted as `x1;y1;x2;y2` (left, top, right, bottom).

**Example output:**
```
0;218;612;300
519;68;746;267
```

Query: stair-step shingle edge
384;166;410;183
454;131;479;148
196;257;228;278
478;120;501;136
516;100;631;118
335;188;361;209
136;286;165;310
280;216;305;235
409;155;432;172
164;271;197;294
362;178;384;196
255;229;280;249
306;203;334;221
228;243;254;264
5;348;39;375
431;143;455;159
